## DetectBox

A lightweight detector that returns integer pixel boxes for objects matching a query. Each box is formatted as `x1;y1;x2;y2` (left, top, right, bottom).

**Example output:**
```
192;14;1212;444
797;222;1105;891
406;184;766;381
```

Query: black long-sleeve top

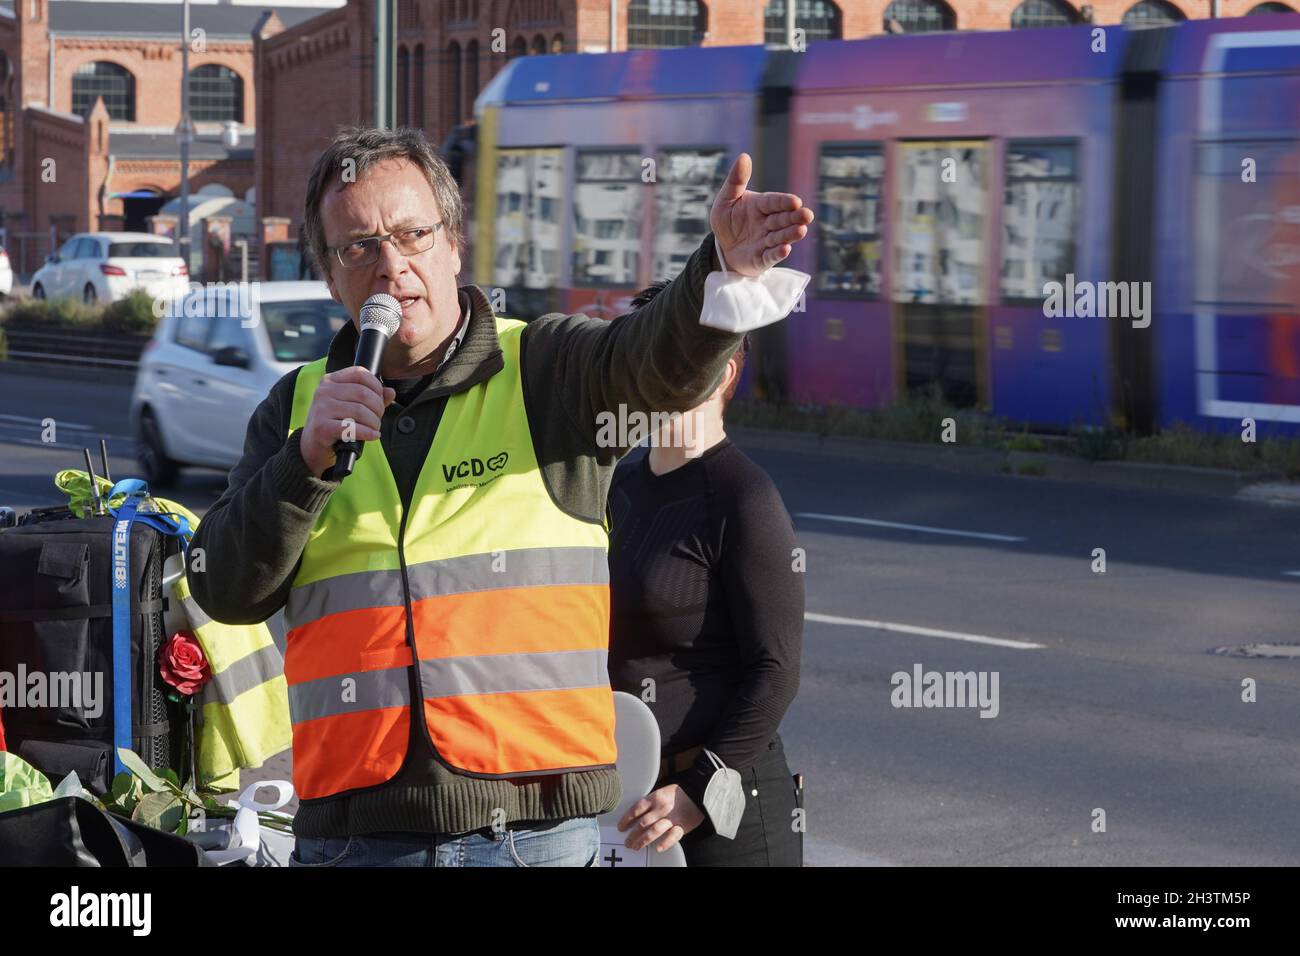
606;438;804;812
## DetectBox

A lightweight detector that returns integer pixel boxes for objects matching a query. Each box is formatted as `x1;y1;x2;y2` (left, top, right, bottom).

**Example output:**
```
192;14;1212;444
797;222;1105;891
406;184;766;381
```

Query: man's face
319;157;462;357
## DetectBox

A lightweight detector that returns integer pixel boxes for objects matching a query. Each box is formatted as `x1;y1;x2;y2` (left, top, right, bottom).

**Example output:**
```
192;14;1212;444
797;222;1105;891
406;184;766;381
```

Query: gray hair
302;125;465;276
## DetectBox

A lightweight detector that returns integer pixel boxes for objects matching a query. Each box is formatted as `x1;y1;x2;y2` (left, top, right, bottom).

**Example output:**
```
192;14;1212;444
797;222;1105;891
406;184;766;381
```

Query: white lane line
805;612;1046;650
796;511;1027;543
1284;571;1300;577
0;426;135;445
0;413;94;429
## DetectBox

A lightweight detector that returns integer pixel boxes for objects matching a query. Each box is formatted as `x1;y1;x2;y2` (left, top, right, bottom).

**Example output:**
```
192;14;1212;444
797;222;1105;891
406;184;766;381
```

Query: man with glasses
187;125;813;867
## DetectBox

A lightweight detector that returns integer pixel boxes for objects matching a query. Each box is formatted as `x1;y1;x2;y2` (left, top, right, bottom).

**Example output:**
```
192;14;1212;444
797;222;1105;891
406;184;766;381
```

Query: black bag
0;796;213;866
0;512;188;796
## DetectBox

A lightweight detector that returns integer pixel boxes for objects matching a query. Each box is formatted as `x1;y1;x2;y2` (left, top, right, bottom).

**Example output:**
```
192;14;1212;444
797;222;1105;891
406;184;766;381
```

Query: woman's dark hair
630;277;750;404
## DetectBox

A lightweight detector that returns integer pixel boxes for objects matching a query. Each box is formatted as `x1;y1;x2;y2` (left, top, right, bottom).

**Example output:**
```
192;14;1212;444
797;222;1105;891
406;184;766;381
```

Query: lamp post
374;0;395;128
177;0;192;273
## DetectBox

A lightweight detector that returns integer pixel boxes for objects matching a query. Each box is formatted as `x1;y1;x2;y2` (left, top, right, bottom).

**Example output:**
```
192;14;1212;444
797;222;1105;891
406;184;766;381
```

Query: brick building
0;0;333;274
255;0;1294;281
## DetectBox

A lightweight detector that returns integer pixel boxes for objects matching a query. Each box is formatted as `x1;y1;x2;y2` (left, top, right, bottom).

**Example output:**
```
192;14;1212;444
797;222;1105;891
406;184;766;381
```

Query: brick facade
0;1;284;274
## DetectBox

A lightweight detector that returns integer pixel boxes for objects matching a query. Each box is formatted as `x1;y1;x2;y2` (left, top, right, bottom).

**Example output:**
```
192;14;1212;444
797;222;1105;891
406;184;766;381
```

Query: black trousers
679;734;803;867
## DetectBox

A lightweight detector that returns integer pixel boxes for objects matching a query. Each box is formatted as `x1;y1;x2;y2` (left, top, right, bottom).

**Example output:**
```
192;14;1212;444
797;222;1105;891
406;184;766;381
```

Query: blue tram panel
1154;15;1300;437
473;20;1300;437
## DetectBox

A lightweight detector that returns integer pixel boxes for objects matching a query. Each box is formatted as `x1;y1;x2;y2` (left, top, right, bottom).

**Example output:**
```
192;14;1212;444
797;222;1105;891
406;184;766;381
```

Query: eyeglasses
331;223;443;269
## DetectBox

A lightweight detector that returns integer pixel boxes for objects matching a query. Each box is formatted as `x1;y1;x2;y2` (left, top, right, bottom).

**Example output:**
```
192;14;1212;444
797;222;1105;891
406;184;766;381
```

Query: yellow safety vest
283;316;617;801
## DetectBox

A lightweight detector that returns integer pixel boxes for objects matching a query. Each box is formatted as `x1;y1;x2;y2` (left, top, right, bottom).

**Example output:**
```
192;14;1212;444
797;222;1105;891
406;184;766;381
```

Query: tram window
1001;141;1079;302
573;150;644;286
493;148;564;290
653;148;729;280
895;143;988;305
816;145;885;297
1195;140;1300;311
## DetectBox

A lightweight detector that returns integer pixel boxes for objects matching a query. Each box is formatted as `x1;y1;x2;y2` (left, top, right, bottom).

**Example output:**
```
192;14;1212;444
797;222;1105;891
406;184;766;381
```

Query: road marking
0;413;94;429
1284;571;1300;578
805;612;1045;649
796;512;1026;543
0;425;134;445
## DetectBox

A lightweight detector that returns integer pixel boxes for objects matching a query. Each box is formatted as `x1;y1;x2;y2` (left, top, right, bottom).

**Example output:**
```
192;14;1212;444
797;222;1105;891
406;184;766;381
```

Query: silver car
129;281;349;486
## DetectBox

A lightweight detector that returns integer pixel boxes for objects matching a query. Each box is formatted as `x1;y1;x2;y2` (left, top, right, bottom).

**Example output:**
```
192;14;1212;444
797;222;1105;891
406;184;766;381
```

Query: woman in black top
608;280;805;867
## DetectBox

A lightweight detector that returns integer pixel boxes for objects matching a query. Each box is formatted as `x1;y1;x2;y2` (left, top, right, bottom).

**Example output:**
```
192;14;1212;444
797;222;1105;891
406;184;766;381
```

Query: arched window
465;39;479;117
551;34;564;53
413;44;425;129
72;61;135;121
627;0;707;49
882;0;956;33
397;46;410;127
1011;0;1079;27
1247;1;1294;12
1122;0;1185;25
530;34;546;54
189;65;243;123
763;1;843;45
448;42;463;127
511;36;528;58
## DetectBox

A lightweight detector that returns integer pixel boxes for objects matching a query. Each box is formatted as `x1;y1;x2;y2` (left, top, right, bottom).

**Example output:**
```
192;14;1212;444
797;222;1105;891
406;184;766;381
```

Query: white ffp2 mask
698;244;810;335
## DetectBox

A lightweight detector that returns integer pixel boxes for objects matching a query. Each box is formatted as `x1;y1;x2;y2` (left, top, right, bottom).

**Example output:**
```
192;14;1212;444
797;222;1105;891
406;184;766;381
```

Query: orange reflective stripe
411;584;609;659
291;706;410;800
422;686;616;775
284;605;409;683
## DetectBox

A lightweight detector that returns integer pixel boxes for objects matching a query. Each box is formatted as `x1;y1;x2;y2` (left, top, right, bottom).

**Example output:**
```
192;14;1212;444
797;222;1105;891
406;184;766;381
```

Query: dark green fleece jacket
187;232;743;839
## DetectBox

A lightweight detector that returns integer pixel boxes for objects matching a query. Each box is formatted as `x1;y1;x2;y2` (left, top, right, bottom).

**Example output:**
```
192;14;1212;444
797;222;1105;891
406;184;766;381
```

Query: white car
31;232;189;306
130;281;349;486
0;246;12;297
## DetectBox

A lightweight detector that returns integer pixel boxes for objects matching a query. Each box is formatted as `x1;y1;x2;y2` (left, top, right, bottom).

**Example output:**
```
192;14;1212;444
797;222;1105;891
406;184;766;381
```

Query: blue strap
105;479;194;778
105;480;193;550
109;491;146;778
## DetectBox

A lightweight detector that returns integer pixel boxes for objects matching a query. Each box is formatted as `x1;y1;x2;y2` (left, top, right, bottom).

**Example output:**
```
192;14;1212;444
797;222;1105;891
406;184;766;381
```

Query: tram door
893;141;989;408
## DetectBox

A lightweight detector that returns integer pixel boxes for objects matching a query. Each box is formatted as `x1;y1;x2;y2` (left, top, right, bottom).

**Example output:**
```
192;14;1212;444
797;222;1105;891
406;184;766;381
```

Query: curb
728;426;1294;500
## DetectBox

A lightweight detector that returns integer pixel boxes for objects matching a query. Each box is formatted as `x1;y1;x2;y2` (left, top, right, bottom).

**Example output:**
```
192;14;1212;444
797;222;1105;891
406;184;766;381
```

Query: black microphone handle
327;326;391;481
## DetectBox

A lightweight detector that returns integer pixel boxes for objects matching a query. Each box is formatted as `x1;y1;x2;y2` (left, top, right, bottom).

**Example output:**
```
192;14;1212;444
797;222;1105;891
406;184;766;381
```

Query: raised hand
709;152;814;277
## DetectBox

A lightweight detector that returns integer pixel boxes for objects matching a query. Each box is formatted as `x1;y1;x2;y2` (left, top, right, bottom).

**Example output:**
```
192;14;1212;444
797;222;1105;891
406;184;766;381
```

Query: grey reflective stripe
179;592;212;630
285;546;609;630
288;667;411;725
201;643;285;707
407;547;609;603
418;648;609;700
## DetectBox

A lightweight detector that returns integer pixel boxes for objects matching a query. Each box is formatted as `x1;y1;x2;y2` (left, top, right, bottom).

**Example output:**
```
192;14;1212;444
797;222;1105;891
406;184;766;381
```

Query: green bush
0;297;99;329
0;289;159;336
101;289;161;335
1069;424;1129;461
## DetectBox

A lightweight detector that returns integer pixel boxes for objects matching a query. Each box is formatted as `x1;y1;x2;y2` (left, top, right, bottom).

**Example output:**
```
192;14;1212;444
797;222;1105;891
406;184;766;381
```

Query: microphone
326;293;402;481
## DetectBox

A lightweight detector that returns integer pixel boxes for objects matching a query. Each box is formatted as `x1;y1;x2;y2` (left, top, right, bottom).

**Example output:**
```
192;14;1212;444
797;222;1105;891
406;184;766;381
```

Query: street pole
609;0;616;53
177;0;192;274
374;0;395;128
786;0;796;48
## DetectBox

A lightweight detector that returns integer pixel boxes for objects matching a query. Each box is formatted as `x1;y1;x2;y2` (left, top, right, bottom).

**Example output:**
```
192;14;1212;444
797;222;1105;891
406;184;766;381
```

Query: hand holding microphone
299;294;402;481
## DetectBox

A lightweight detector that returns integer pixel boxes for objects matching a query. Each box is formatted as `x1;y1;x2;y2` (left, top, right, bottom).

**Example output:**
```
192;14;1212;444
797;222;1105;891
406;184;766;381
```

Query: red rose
158;631;212;696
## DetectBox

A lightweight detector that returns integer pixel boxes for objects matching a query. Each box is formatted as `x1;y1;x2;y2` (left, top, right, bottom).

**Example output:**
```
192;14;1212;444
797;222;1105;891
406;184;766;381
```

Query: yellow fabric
287;317;607;584
282;316;616;787
54;469;292;792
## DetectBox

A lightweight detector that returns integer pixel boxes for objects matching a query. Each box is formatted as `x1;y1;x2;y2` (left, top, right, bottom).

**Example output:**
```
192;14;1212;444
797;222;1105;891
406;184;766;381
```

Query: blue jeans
288;816;600;867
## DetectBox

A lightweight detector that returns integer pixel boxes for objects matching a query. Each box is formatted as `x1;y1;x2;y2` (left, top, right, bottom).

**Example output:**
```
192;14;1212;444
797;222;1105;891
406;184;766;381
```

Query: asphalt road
3;364;1299;866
